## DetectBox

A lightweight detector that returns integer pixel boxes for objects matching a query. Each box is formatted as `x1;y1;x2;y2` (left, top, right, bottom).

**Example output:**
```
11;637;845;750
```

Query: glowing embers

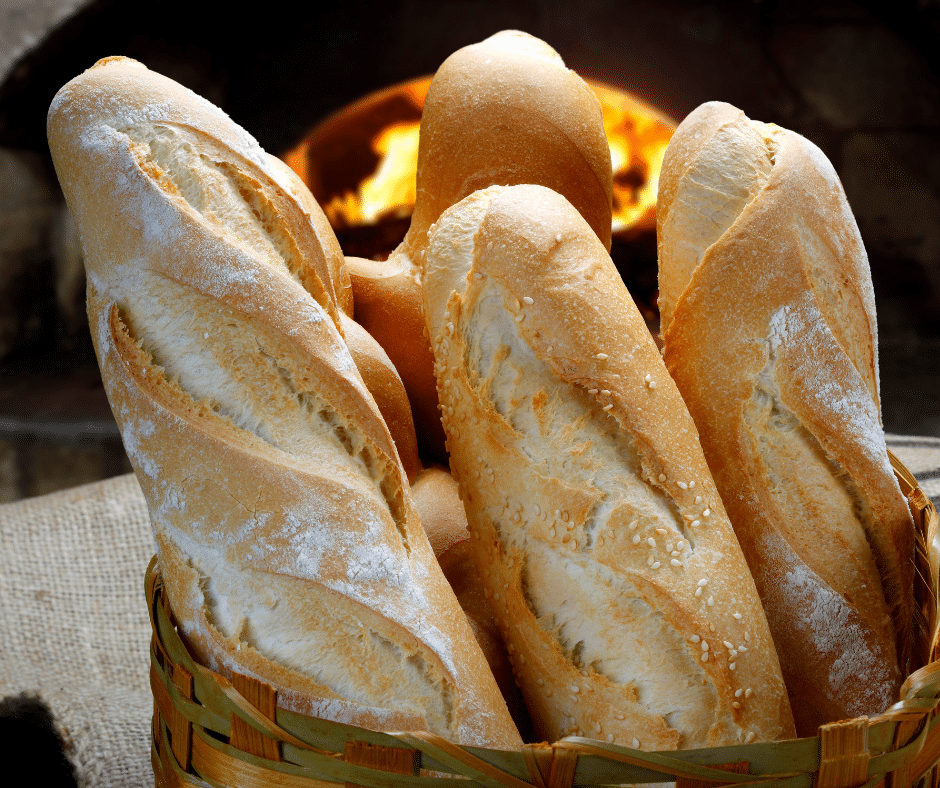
282;76;675;240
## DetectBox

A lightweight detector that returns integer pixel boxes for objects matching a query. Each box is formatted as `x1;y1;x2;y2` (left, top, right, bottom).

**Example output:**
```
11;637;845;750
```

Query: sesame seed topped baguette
658;101;914;735
47;56;520;748
423;183;795;747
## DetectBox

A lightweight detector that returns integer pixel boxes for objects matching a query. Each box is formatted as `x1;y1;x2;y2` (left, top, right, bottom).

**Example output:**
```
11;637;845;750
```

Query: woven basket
149;451;940;788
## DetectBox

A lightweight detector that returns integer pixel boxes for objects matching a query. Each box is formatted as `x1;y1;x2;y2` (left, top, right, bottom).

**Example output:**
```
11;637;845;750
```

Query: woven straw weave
1;435;938;787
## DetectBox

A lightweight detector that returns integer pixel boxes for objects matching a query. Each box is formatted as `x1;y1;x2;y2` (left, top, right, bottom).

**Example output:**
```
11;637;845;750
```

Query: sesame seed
659;473;667;482
606;734;614;743
670;559;681;566
648;538;657;547
677;540;685;549
566;521;574;531
556;234;563;242
701;653;709;662
732;702;741;709
698;579;708;587
649;381;657;389
512;512;521;522
707;596;715;606
570;685;580;693
703;508;711;517
744;632;750;642
589;389;599;394
723;641;734;649
601;390;610;396
709;624;716;632
547;346;553;352
594;723;601;733
745;688;753;698
473;271;483;279
596;353;608;360
598;537;605;547
515;314;524;322
535;505;541;515
690;635;701;643
629;521;639;530
645;374;652;382
670;550;679;557
615;713;625;720
691;520;701;528
632;535;641;545
633;738;640;749
735;689;743;698
678;482;688;490
738;645;747;652
689;481;696;489
562;511;570;522
550;527;556;537
651;561;661;569
562;534;570;543
523;296;534;304
746;732;755;743
695;588;703;597
733;612;743;620
555;510;561;518
603;403;613;410
695;496;703;504
729;649;738;658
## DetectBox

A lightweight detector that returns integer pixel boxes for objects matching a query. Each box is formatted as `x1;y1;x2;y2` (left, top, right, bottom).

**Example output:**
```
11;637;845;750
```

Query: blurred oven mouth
280;75;676;329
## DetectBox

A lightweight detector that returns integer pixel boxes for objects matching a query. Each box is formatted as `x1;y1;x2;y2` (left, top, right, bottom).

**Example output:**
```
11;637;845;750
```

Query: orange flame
315;77;675;235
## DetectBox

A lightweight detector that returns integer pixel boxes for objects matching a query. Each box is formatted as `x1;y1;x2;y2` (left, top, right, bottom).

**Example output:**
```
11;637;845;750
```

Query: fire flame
313;77;674;236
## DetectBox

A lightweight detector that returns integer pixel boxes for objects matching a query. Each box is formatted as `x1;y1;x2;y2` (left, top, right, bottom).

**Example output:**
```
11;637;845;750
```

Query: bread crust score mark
658;102;913;734
424;183;794;747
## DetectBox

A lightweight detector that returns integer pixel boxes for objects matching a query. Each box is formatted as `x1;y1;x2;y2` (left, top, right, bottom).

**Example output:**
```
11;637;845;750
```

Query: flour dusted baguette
351;30;613;461
423;183;795;747
658;101;914;735
47;56;520;748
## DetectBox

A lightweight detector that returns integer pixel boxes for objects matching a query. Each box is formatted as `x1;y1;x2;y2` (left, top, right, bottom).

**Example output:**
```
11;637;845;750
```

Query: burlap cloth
1;435;939;787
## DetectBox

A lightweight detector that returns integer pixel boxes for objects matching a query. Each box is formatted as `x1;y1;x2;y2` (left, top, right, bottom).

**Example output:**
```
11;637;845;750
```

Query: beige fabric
0;436;937;784
0;473;152;787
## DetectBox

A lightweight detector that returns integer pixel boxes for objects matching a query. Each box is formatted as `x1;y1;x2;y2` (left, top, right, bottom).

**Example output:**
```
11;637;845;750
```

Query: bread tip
89;55;147;72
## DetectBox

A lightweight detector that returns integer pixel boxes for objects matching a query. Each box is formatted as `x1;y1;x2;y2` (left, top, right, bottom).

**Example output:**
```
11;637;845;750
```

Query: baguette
658;101;914;735
423;183;794;747
47;56;520;748
351;30;613;462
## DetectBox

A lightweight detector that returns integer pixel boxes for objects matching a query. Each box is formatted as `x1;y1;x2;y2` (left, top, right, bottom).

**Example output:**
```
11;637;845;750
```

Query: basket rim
149;453;940;788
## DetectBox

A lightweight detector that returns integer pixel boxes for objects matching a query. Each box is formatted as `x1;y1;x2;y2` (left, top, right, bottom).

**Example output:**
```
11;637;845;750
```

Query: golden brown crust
423;183;794;747
349;31;613;465
346;255;447;463
341;313;421;484
48;56;520;748
659;102;913;735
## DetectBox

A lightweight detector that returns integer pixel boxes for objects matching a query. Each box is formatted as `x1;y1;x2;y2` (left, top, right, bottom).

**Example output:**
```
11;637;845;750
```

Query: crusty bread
47;56;520;748
411;466;532;735
265;152;354;317
423;183;795;747
341;312;421;483
351;30;613;462
658;101;914;735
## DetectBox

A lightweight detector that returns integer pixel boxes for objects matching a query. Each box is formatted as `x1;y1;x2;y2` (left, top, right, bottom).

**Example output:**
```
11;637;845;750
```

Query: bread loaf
47;56;520;748
658;101;914;735
412;466;532;735
351;29;613;462
423;183;795;747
